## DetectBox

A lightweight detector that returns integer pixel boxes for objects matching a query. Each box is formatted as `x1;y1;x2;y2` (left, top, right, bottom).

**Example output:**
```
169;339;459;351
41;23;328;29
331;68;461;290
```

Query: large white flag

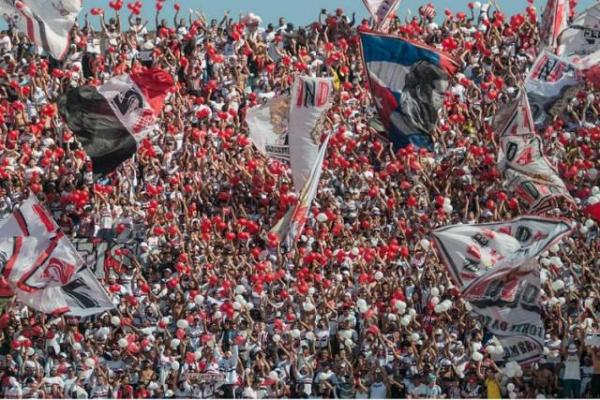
525;51;580;125
271;133;332;249
499;133;572;212
0;0;82;60
0;196;113;316
362;0;401;30
289;76;333;193
540;0;570;53
432;216;572;290
247;95;290;162
466;263;544;364
560;3;600;68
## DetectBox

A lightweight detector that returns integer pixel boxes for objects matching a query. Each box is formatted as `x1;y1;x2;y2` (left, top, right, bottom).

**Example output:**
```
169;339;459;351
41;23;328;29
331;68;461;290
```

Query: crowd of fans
0;0;599;398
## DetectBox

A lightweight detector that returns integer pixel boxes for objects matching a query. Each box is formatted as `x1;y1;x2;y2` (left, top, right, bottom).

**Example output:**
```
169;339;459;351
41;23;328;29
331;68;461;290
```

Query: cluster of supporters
0;1;599;398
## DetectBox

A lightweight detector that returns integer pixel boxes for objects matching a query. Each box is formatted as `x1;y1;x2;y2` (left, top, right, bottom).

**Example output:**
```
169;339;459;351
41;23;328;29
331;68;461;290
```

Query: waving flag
288;76;333;193
59;68;174;175
0;196;113;316
271;133;332;250
466;261;544;364
493;91;536;137
525;51;580;126
362;0;401;30
360;32;459;150
432;216;572;291
560;3;600;69
0;0;81;60
247;95;291;162
540;0;570;53
499;133;572;212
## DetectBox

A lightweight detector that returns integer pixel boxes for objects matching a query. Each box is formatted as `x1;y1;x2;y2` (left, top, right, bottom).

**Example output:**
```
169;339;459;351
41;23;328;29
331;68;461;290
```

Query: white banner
247;96;290;162
362;0;401;29
271;133;331;249
525;51;580;125
466;263;544;364
499;133;572;211
560;3;600;68
0;196;113;316
0;0;81;60
432;216;572;290
288;76;333;193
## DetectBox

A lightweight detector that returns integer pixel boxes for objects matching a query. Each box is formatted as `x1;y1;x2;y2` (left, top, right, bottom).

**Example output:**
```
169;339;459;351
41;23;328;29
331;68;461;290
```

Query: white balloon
400;315;411;326
588;168;599;181
580;226;589;235
408;308;416;317
268;371;279;381
420;239;431;249
411;333;419;342
395;300;407;311
540;258;550;267
356;299;367;309
194;295;205;305
290;329;301;339
85;358;96;368
473;1;482;8
585;219;595;228
443;197;451;206
443;204;453;213
430;287;440;297
306;331;316;341
552;280;565;291
316;213;328;223
170;339;180;349
73;342;82;351
374;271;383;281
118;338;128;348
273;334;281;343
214;311;222;320
592;186;600;195
111;316;121;326
430;296;440;306
303;302;315;312
171;361;180;371
235;285;246;294
550;244;560;253
507;383;515;392
434;304;443;314
351;247;360;256
232;302;241;310
177;319;189;329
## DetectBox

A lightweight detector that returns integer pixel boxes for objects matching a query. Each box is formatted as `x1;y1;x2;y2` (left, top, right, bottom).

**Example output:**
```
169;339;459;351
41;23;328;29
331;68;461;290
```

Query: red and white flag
0;0;82;60
362;0;401;30
0;196;113;316
59;68;174;175
432;216;572;291
540;0;570;54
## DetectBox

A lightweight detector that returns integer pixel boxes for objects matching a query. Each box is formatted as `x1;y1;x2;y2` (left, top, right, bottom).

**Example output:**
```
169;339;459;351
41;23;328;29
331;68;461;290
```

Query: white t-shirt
564;353;581;380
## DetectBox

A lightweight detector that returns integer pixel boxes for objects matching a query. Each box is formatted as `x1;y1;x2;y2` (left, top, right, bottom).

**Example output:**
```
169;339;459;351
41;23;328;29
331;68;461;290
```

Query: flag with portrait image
360;32;459;150
247;95;291;162
0;0;82;59
59;68;174;175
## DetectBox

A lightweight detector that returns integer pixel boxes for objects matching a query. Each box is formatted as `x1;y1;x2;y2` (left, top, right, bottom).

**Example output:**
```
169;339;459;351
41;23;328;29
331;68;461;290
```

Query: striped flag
540;0;570;54
59;68;174;175
0;0;82;60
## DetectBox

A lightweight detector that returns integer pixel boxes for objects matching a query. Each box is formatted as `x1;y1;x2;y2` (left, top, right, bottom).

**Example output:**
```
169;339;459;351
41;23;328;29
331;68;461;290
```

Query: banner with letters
525;51;580;126
288;76;333;193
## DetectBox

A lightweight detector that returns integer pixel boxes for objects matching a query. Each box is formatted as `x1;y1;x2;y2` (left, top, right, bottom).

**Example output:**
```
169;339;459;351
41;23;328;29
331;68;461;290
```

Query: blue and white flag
360;32;459;150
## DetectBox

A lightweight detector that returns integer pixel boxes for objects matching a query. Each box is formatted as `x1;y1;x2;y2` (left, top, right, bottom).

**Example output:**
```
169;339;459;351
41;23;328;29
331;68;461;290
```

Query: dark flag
59;68;174;175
